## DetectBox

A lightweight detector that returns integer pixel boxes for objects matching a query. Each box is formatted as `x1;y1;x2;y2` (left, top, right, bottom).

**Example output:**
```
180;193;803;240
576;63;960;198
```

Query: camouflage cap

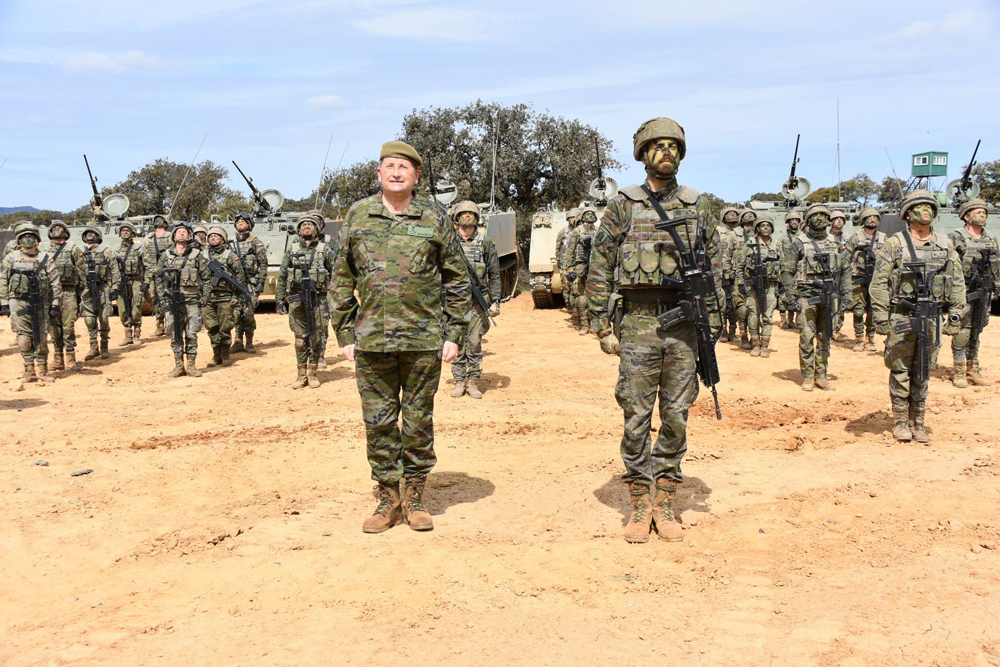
207;225;228;242
785;210;803;222
82;226;104;243
900;189;938;220
860;207;880;221
380;140;423;168
15;222;40;240
47;221;70;239
959;198;988;220
633;117;686;161
754;215;775;233
119;222;138;236
580;206;599;223
452;200;481;224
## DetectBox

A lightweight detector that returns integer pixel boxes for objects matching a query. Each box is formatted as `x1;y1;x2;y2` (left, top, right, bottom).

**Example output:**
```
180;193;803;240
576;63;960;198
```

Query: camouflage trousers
151;289;165;330
562;271;574;311
233;293;257;337
319;293;331;352
747;283;778;338
203;296;235;348
573;277;590;328
851;283;876;338
797;295;833;379
722;281;737;330
288;297;323;365
951;303;989;361
49;288;79;353
117;278;144;329
452;310;486;381
885;312;939;405
355;350;442;484
615;307;698;484
733;289;747;333
81;285;111;342
164;301;202;357
10;297;49;362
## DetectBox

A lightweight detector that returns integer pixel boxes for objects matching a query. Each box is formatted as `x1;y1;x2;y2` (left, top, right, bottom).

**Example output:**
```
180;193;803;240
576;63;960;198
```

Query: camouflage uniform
780;211;803;329
232;212;268;354
153;226;212;377
829;211;848;339
870;190;965;441
0;225;62;381
276;214;338;388
717;207;741;341
588;117;723;544
734;216;782;356
4;222;32;344
724;210;755;348
571;208;597;334
331;193;470;485
783;205;851;390
204;227;248;367
561;209;580;316
451;208;501;391
80;229;114;361
111;223;146;345
949;199;999;387
44;223;85;370
845;208;887;351
144;217;172;336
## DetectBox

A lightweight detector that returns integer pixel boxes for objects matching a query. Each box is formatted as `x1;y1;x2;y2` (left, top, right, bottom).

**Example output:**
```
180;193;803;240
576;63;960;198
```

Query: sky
0;0;998;211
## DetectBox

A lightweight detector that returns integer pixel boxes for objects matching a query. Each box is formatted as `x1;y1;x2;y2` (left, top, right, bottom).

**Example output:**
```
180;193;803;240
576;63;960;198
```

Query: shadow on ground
593;474;713;526
427;471;496;516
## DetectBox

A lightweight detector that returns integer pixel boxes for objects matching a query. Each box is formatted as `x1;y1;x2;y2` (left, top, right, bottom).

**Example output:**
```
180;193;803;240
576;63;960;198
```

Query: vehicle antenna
314;131;335;210
167;134;208;219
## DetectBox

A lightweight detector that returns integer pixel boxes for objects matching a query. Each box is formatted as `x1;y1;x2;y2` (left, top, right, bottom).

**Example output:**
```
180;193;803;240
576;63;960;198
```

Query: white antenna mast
836;98;842;201
167;134;208;219
314;131;335;209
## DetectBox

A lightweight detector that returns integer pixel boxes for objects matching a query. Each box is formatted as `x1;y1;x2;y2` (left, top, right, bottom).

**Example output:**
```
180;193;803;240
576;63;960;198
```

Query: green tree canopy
877;176;907;207
109;159;247;221
749;192;783;202
290;159;381;217
972;159;1000;204
805;173;878;206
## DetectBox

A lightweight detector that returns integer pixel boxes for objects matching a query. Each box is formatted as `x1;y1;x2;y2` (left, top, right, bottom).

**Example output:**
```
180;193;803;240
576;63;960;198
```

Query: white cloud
306;94;345;109
61;50;159;75
353;7;499;41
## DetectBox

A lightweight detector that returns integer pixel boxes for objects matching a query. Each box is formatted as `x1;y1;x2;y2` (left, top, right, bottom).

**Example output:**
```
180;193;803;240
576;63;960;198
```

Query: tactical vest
794;231;845;286
617;184;702;288
83;247;112;282
461;233;488;283
849;229;886;277
954;228;999;279
48;242;81;286
5;253;52;298
146;234;171;261
288;240;330;291
161;248;204;295
116;242;144;278
235;235;263;277
575;223;595;269
743;237;783;282
209;247;237;295
889;232;953;305
558;228;572;267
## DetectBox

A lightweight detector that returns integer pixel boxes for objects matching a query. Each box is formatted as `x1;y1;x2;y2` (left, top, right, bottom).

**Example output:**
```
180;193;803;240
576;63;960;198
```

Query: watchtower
908;151;948;192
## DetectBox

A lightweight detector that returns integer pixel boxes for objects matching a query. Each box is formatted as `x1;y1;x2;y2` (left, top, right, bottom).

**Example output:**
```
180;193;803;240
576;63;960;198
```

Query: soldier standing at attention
144;215;172;336
783;204;851;391
275;212;337;389
0;224;62;382
80;228;114;362
735;215;783;358
587;118;723;544
450;200;500;399
572;206;598;335
870;190;965;442
45;221;85;371
949;198;998;388
112;222;146;347
561;208;580;318
780;210;803;330
845;208;886;352
231;211;267;354
332;141;471;534
203;226;247;368
154;222;212;378
717;206;740;342
829;210;849;341
191;225;209;252
5;222;33;346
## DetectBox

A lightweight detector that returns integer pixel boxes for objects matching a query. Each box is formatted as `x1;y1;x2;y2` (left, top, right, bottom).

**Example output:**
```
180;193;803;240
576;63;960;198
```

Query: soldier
845;207;887;352
192;225;209;251
735;215;783;357
4;221;32;346
331;141;471;534
231;211;267;354
571;206;598;335
560;208;581;317
587;117;723;544
144;215;172;336
450;200;501;398
276;212;337;389
154;222;212;378
315;213;334;369
717;206;741;342
783;204;851;391
829;210;849;340
949;198;999;388
870;190;965;442
0;224;62;382
45;221;85;371
203;226;247;368
112;222;146;346
780;210;803;329
80;227;114;361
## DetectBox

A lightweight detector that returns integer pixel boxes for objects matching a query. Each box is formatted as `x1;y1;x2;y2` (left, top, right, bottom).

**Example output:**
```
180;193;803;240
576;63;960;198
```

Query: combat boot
578;325;589;335
727;323;736;341
750;337;761;357
133;326;142;344
852;335;865;352
401;476;433;531
450;379;466;398
968;360;992;386
624;482;653;543
36;360;54;383
307;362;321;389
466;379;483;399
652;479;684;542
22;362;37;383
66;350;81;371
185;355;202;377
801;375;814;392
230;336;245;354
99;338;109;359
120;327;133;346
740;330;752;350
292;364;308;389
244;332;256;354
221;346;232;367
863;335;877;352
168;356;186;378
779;311;788;329
718;328;729;343
362;482;402;534
318;356;328;370
207;346;222;367
909;403;931;443
892;404;911;441
154;320;165;337
815;374;834;391
50;350;65;372
84;340;100;361
952;360;968;388
760;336;771;358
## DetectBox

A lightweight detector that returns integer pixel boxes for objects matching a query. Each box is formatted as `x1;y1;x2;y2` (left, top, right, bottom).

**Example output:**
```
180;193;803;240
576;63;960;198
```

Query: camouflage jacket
586;180;724;335
233;233;268;289
206;245;249;301
275;237;337;301
459;228;501;304
82;246;115;289
782;230;851;302
111;240;146;285
734;235;784;286
44;240;86;288
721;226;746;281
143;233;173;285
331;194;471;352
153;245;212;306
844;228;888;281
869;229;965;324
572;222;596;278
555;227;569;271
1;249;62;307
949;227;1000;284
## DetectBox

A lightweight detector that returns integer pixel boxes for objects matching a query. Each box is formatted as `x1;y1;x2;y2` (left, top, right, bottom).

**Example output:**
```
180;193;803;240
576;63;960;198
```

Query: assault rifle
643;185;722;420
749;239;779;323
10;257;48;346
967;248;996;338
162;268;185;342
893;261;945;383
232;161;273;214
83;154;102;210
803;245;838;339
207;257;254;302
289;253;317;340
84;250;103;323
854;232;879;287
230;238;259;305
116;249;134;319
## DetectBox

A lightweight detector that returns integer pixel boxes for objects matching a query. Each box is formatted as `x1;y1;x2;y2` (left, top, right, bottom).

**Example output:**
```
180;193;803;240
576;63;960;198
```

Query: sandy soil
2;294;999;666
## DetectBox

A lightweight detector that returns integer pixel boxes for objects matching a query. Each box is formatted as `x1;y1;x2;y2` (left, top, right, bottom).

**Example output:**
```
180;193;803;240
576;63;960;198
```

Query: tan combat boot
133;326;141;344
952;359;968;388
292;364;308;389
466;379;483;399
750;336;761;357
318;355;328;370
362;482;402;534
207;346;222;368
909;403;931;443
66;350;81;371
22;361;37;383
728;323;737;341
84;340;100;361
401;476;433;531
718;326;729;343
168;356;186;378
50;350;65;372
120;327;133;346
244;332;256;354
307;362;321;389
154;319;165;337
815;374;834;391
99;338;109;359
968;360;992;386
652;479;684;542
760;336;771;358
852;335;865;352
863;334;877;352
801;375;814;392
185;355;202;377
221;346;232;367
740;330;752;350
578;325;589;335
624;482;653;543
450;379;466;398
779;311;788;330
230;336;245;354
892;404;911;441
36;360;55;383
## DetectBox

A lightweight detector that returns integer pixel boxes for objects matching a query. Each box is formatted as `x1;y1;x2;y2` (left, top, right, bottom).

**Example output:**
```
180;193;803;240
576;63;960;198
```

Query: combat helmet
959;197;988;221
785;210;803;224
296;212;322;234
171;221;193;242
15;222;40;242
739;208;757;225
754;215;775;235
118;221;138;236
804;203;831;226
234;211;254;231
152;214;169;230
860;207;880;221
303;209;325;233
720;206;740;224
579;206;599;223
48;220;70;239
81;226;104;244
207;225;228;243
452;200;481;225
829;210;846;226
900;189;938;220
567;207;581;225
633;117;686;160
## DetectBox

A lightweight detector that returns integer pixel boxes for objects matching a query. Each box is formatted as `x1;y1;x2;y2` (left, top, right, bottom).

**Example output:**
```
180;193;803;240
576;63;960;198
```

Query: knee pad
17;334;33;352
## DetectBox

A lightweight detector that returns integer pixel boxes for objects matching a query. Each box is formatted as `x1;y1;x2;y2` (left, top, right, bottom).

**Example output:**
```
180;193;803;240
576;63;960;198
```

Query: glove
49;306;61;318
599;332;620;356
738;284;748;296
489;303;500;317
0;304;9;317
566;272;577;282
875;321;890;336
276;300;288;315
141;283;149;294
109;290;119;302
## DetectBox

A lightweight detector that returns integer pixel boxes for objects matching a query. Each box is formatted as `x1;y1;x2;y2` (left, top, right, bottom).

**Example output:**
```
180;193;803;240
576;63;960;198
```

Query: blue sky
1;0;998;211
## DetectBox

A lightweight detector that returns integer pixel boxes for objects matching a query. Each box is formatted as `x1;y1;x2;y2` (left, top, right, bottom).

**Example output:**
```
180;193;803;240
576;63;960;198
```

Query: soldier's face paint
195;233;207;244
906;203;935;224
457;211;477;226
831;221;844;233
758;222;773;237
807;213;829;229
724;212;738;224
788;220;800;230
582;212;597;223
20;235;39;250
643;139;680;180
209;234;224;246
966;208;988;227
300;222;317;239
377;158;420;196
83;233;99;246
864;215;879;228
742;215;756;228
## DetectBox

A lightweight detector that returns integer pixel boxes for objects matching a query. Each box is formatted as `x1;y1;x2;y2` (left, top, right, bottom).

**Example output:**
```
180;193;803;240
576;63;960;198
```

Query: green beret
380;141;423;168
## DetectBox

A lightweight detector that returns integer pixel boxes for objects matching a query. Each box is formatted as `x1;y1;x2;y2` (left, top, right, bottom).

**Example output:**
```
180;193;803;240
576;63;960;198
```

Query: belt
620;289;680;313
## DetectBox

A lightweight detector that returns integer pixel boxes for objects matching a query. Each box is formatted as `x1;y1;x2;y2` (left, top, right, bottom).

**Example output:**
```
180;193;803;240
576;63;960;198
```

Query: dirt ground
2;293;999;666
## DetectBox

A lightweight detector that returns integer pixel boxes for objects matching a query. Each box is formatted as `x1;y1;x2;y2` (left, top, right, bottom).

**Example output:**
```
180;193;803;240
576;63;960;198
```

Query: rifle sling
639;184;703;266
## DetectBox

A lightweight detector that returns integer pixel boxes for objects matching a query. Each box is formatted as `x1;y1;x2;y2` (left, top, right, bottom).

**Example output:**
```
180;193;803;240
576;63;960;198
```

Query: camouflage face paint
724;212;738;223
643;139;680;179
864;215;879;228
457;212;477;226
209;234;224;246
758;222;773;237
20;235;39;249
966;208;988;227
907;203;935;224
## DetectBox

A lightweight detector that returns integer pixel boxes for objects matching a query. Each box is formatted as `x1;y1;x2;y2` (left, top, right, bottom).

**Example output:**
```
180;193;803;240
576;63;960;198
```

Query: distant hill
0;206;40;213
